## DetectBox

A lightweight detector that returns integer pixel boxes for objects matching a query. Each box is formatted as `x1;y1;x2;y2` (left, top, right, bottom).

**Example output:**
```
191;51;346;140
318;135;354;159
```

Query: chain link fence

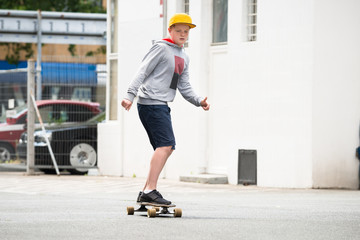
0;56;106;174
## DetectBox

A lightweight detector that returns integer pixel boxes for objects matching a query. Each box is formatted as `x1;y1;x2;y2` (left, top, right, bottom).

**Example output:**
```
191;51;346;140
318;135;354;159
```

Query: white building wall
99;0;360;189
312;0;360;189
203;0;314;187
99;0;163;178
118;0;164;179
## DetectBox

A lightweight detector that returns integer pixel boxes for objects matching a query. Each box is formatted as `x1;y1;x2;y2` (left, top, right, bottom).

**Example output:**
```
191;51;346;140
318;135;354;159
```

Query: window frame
247;0;257;42
212;0;228;45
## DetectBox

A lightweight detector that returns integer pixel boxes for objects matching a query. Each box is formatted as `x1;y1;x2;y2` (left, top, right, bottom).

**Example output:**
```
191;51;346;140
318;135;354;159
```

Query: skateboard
126;202;182;218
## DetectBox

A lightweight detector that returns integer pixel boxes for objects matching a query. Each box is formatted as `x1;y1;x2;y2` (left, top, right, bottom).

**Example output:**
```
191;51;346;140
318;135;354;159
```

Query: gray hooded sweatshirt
125;39;202;107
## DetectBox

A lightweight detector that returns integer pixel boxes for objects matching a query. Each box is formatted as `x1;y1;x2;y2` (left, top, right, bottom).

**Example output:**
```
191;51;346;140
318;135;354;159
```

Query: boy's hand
121;99;132;111
200;97;210;111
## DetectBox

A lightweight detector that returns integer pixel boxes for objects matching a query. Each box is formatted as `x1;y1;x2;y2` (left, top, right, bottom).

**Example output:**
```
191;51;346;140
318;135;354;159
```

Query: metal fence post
36;9;42;100
27;59;36;175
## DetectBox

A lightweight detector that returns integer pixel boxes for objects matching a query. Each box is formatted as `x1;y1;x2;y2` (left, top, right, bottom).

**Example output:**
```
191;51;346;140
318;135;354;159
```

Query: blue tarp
0;61;27;70
0;61;98;86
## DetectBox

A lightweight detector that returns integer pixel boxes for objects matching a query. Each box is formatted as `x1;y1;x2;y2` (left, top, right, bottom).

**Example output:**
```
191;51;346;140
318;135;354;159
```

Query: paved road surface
0;172;360;240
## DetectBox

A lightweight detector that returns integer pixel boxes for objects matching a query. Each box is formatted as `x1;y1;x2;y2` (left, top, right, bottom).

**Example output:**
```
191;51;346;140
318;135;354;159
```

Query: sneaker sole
138;202;175;208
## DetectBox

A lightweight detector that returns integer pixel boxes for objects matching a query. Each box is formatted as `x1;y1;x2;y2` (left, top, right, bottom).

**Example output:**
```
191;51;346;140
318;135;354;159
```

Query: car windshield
86;112;105;124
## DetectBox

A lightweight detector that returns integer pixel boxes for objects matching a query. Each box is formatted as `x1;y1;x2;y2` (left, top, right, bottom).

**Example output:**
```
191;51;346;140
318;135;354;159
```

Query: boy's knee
165;146;174;153
158;146;173;154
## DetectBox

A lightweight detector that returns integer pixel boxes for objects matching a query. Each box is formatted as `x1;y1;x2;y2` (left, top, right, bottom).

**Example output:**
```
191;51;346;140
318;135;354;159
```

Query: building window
247;0;257;41
110;0;118;53
184;0;189;14
213;0;228;44
183;0;190;47
108;0;118;120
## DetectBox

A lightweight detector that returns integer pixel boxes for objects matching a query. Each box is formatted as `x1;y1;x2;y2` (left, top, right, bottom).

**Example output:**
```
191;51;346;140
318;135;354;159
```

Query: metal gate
0;57;105;175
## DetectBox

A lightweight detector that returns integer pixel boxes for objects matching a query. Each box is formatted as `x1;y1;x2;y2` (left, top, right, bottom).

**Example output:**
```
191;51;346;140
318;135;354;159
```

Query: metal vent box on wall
238;149;257;185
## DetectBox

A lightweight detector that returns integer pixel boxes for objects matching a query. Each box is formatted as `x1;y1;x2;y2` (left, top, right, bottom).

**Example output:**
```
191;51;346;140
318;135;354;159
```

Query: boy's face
168;24;190;47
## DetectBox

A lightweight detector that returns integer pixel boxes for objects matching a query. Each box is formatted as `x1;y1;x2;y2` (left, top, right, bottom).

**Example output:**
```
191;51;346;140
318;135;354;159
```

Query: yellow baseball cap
168;13;196;29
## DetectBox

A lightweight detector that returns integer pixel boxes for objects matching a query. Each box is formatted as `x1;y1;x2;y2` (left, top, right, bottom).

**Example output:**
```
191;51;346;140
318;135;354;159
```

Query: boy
121;13;210;205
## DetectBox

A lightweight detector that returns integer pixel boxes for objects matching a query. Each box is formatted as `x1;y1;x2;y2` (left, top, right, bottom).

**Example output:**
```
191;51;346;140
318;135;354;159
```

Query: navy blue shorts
137;104;176;150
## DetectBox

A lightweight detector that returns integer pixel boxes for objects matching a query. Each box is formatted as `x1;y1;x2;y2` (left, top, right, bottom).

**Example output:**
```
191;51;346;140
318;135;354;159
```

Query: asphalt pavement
0;172;360;240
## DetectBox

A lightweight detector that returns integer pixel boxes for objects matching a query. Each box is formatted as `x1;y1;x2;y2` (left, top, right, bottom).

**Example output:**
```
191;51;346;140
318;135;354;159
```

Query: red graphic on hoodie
170;56;184;90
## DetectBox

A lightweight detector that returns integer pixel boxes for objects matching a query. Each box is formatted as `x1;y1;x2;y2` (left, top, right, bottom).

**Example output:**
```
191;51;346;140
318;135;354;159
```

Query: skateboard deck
126;202;182;218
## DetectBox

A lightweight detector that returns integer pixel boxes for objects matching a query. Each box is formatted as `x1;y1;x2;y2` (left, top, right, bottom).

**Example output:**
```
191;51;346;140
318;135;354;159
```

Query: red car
0;100;101;162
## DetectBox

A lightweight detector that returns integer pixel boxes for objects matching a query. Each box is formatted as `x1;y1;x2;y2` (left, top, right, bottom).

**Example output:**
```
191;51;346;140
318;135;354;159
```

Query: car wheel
0;143;14;162
68;142;97;175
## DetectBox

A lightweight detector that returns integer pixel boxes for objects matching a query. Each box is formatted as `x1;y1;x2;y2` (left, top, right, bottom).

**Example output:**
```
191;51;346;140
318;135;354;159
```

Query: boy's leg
137;104;175;204
143;146;173;191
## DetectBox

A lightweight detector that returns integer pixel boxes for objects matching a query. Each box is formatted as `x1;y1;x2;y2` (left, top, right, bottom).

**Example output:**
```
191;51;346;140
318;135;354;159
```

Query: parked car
0;100;101;162
17;112;105;174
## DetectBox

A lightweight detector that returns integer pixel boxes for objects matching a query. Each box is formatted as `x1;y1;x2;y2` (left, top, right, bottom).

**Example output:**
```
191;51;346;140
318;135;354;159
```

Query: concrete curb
179;174;228;184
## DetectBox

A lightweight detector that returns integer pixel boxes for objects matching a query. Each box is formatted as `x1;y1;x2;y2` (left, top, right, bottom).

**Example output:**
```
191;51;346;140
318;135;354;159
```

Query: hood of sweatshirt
158;38;183;48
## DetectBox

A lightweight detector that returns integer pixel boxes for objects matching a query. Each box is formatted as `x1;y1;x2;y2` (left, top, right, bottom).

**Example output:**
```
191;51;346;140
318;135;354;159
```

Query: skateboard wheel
127;206;134;215
147;208;156;218
174;208;182;218
153;207;160;212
